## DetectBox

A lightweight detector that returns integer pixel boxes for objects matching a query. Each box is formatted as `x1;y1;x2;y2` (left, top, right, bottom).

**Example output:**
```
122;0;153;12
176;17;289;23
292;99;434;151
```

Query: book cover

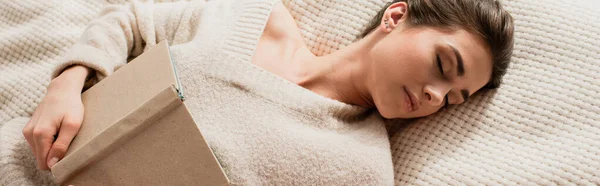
50;42;229;185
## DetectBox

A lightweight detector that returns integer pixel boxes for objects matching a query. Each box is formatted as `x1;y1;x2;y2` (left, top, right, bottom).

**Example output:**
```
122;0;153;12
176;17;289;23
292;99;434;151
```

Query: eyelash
436;54;449;109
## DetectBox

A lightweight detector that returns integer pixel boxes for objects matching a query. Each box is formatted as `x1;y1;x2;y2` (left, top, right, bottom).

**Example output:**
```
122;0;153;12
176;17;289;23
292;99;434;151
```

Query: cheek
371;81;402;118
397;47;432;80
375;47;429;86
370;34;437;118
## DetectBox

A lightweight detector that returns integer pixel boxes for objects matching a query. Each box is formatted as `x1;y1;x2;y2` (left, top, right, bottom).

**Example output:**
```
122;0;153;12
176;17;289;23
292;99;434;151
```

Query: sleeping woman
22;0;514;184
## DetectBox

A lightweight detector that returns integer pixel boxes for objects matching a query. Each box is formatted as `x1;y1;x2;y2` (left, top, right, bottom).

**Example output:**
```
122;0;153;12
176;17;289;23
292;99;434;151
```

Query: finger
47;118;82;169
32;124;58;170
23;117;36;154
23;103;44;160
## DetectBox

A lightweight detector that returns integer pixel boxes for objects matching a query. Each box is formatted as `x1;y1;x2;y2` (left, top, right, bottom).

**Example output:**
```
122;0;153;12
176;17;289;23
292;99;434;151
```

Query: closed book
50;41;229;186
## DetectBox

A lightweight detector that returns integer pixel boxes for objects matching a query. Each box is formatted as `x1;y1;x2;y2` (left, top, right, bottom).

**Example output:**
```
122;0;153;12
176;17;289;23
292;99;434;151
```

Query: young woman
23;0;513;184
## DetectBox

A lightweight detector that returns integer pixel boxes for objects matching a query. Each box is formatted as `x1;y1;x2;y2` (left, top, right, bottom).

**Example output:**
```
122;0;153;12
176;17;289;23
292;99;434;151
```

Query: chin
378;112;395;119
373;95;406;119
376;106;405;119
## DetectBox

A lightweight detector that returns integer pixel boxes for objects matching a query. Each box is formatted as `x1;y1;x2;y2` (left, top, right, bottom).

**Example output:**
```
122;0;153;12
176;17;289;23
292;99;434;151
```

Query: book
50;41;230;186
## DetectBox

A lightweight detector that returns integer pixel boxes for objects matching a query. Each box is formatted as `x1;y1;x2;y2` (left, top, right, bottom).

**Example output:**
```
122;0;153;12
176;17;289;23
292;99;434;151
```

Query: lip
403;86;420;112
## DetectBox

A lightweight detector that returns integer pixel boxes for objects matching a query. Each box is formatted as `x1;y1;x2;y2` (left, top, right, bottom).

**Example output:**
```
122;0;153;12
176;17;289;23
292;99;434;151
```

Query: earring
384;18;389;29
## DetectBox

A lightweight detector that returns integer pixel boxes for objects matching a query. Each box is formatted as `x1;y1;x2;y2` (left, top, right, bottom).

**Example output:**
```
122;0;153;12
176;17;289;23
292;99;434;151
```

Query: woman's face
368;26;493;119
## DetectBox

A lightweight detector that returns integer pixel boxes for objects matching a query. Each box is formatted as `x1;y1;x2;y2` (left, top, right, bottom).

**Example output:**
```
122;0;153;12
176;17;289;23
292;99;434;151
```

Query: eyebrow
448;44;465;77
461;89;470;103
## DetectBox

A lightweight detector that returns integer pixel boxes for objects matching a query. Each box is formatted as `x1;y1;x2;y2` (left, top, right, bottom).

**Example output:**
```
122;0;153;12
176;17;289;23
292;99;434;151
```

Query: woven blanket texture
282;0;600;184
1;0;599;185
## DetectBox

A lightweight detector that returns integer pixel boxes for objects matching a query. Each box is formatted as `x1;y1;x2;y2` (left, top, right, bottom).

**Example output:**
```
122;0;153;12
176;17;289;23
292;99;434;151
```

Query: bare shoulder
271;1;289;15
263;1;303;42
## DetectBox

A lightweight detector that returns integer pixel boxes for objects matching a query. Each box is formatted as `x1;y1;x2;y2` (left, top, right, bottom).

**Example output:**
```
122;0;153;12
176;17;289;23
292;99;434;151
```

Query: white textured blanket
1;1;109;184
284;0;600;184
1;0;599;185
388;1;600;184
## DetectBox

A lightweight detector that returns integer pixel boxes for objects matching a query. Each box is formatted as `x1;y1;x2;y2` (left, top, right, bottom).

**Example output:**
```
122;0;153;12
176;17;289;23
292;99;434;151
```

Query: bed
1;0;599;185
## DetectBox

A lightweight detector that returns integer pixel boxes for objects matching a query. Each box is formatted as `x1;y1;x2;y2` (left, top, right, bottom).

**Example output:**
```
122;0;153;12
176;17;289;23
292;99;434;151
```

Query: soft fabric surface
52;0;394;184
1;1;103;184
1;0;393;185
285;0;600;184
390;1;600;184
1;0;599;185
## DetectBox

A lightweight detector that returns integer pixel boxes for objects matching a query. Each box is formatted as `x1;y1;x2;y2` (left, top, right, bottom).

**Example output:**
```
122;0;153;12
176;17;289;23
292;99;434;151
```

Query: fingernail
48;157;59;168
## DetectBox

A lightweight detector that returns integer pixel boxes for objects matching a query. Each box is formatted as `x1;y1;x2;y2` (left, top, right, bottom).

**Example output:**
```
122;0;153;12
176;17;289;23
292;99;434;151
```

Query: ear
381;2;408;32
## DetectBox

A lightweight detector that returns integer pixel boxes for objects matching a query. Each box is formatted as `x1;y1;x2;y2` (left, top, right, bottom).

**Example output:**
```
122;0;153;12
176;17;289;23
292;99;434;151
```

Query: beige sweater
47;0;394;185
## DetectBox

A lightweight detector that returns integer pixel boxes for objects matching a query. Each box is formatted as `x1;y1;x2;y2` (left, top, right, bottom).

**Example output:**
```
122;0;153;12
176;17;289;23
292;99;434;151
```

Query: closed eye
436;54;443;75
436;54;450;109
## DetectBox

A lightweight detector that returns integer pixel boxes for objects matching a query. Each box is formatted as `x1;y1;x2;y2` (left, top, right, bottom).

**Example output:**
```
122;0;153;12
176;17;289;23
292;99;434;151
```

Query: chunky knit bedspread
1;0;599;185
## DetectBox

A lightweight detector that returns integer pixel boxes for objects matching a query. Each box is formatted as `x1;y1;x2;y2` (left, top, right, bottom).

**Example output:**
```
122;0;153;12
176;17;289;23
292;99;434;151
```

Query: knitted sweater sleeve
51;0;206;88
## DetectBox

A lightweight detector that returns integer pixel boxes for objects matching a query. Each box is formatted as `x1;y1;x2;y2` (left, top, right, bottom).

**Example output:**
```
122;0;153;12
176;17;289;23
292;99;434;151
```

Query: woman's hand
23;65;90;170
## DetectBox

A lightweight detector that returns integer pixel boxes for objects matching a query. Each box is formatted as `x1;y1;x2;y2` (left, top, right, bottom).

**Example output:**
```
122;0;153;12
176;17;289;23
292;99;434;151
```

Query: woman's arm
52;0;206;89
24;0;207;170
23;65;90;170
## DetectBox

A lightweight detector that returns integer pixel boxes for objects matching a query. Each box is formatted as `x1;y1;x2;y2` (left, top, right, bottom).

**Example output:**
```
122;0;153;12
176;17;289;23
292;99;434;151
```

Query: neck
289;37;378;108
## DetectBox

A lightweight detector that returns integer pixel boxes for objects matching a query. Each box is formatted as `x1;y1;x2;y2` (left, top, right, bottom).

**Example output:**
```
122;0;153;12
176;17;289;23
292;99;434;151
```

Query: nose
423;83;451;107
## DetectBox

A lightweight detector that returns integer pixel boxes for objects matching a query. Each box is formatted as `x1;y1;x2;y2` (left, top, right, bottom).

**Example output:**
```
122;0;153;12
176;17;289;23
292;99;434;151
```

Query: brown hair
361;0;514;89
